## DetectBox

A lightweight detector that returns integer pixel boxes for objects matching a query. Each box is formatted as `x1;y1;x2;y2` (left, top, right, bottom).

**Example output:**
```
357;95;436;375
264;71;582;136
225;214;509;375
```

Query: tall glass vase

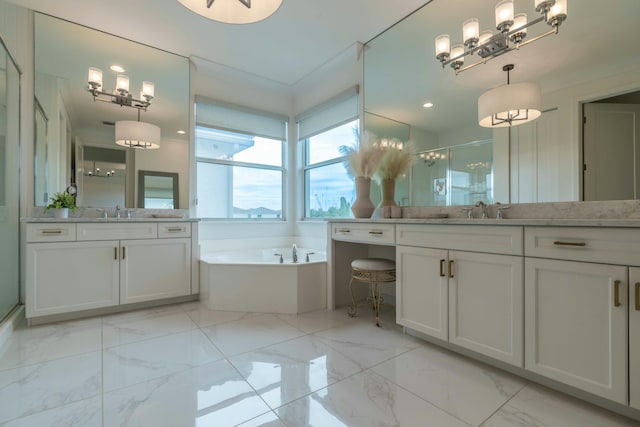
351;176;375;218
379;178;397;207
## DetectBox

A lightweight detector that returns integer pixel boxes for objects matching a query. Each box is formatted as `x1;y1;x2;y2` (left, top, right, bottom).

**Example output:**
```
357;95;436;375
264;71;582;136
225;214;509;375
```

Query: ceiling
5;0;432;86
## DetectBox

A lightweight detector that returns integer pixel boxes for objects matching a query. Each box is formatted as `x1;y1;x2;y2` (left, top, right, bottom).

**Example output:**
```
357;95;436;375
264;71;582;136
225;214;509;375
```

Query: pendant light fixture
176;0;283;24
478;64;542;128
116;110;161;149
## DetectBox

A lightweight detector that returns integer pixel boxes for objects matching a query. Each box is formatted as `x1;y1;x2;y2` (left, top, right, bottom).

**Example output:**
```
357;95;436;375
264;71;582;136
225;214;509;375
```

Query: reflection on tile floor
1;302;638;426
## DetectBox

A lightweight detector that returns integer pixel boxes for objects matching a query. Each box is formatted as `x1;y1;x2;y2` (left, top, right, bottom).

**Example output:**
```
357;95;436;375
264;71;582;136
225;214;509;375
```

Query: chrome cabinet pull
613;280;621;307
553;241;586;247
635;282;640;311
41;229;62;235
369;231;384;236
448;260;454;278
439;259;445;277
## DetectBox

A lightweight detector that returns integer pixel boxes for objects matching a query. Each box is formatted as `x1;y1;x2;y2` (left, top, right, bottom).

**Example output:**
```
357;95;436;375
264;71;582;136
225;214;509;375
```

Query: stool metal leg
347;276;358;318
370;274;381;327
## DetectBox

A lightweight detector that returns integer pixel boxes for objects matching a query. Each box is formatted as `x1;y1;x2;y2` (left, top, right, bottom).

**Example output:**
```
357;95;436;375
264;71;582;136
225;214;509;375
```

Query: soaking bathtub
199;247;327;314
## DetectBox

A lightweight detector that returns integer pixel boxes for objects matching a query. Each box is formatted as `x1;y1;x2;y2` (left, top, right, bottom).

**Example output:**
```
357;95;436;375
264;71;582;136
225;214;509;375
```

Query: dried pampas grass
339;132;385;178
374;139;416;183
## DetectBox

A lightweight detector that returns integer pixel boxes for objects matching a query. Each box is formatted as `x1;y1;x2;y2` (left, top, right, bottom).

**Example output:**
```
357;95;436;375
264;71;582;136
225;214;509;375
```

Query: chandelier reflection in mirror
419;151;447;167
176;0;283;24
87;67;161;149
435;0;567;74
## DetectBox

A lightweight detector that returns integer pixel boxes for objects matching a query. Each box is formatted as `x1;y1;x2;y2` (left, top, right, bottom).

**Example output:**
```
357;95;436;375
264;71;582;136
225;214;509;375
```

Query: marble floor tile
483;383;639;427
102;310;197;348
202;313;306;357
1;396;102;427
235;411;286;427
276;307;352;334
229;335;362;409
101;303;186;325
0;351;102;424
103;359;272;427
181;302;259;328
103;329;224;392
312;319;421;370
372;343;526;426
276;369;470;427
0;317;102;371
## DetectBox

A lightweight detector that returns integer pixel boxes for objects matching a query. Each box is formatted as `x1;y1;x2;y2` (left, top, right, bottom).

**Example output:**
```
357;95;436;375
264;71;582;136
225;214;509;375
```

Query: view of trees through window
304;120;359;218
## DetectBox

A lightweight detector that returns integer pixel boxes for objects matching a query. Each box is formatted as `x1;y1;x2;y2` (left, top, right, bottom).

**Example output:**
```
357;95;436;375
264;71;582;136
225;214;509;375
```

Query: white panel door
26;241;119;317
448;251;523;366
396;245;448;340
630;267;640;410
525;258;627;403
584;103;640;201
120;238;191;304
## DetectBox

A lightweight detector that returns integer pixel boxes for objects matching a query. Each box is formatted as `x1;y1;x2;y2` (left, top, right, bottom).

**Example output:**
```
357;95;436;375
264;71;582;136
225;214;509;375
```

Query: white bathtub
199;247;327;314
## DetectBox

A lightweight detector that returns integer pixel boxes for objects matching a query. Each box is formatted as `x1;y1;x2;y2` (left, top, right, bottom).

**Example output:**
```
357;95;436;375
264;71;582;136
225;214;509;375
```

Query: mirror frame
137;170;179;209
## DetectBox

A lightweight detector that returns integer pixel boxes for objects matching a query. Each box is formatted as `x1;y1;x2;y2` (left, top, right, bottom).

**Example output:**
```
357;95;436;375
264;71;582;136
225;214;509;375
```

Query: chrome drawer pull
553;241;586;247
41;229;63;235
166;227;184;232
369;231;384;236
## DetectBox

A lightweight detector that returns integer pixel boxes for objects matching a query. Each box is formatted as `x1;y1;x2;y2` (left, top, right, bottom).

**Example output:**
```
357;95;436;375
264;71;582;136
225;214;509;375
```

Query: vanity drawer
397;224;523;256
77;223;158;241
26;223;77;243
331;223;395;245
525;227;640;266
158;222;191;238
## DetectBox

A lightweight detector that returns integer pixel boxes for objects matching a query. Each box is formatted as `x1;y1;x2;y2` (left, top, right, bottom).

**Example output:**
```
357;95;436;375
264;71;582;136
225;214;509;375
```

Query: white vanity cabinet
26;221;192;319
524;227;636;404
396;224;524;367
629;267;640;410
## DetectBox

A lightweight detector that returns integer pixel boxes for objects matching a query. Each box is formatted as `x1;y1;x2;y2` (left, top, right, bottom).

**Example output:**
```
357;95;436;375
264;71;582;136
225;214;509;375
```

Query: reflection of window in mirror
138;171;179;209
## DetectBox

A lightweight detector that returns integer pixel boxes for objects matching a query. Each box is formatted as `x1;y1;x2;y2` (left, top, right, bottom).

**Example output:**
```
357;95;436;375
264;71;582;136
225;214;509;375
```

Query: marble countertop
22;217;197;223
327;218;640;227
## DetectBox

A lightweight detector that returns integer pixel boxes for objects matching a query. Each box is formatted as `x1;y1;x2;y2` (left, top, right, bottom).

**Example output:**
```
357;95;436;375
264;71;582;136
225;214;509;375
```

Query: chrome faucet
292;243;298;263
114;205;121;219
305;252;315;263
475;201;489;219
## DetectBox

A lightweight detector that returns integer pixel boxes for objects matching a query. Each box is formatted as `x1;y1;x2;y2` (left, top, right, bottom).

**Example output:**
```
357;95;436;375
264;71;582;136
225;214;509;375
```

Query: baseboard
0;304;25;349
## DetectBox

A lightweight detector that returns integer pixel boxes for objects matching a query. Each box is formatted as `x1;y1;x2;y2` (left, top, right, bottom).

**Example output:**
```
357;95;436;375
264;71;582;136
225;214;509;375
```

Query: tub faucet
274;253;283;263
475;201;489;219
305;252;315;263
292;244;298;263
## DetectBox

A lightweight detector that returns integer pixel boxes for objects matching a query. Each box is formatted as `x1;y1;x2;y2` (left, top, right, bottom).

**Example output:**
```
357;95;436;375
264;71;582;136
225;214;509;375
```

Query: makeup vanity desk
327;218;640;421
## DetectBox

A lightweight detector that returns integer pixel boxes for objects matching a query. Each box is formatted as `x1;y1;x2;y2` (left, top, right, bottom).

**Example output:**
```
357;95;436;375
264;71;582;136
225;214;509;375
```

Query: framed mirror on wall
364;0;640;207
137;171;179;209
34;13;190;209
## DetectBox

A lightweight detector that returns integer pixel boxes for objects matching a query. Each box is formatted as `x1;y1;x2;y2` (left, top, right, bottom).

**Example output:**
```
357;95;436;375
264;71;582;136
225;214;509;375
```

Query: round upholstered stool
347;258;396;327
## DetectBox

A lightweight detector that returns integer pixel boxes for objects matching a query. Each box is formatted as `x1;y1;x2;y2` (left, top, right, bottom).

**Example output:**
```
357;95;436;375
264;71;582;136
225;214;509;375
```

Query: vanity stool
347;258;396;327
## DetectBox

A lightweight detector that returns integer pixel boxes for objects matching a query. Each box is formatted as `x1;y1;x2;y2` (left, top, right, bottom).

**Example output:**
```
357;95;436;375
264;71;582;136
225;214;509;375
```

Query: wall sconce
88;67;154;111
435;0;567;74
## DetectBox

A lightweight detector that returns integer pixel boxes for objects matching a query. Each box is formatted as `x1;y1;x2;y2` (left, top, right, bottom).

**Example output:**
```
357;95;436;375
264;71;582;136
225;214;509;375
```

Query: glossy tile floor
1;302;638;426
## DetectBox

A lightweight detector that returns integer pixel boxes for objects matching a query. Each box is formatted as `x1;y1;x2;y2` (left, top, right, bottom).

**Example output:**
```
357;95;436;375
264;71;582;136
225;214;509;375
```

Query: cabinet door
396;245;448;340
26;241;119;317
525;258;627;403
630;267;640;410
120;238;191;304
449;251;523;366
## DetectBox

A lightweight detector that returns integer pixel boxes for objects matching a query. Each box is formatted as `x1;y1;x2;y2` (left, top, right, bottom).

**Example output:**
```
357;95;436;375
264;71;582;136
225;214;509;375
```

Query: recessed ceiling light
177;130;186;135
110;65;125;73
423;102;434;108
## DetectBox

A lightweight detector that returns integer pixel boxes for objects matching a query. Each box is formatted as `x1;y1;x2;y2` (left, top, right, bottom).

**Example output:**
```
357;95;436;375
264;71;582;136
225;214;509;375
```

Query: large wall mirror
364;0;640;206
34;13;190;209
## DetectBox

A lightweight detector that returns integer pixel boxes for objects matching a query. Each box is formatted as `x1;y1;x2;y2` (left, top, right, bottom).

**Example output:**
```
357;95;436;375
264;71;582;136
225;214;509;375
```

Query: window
298;88;359;218
195;98;287;219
